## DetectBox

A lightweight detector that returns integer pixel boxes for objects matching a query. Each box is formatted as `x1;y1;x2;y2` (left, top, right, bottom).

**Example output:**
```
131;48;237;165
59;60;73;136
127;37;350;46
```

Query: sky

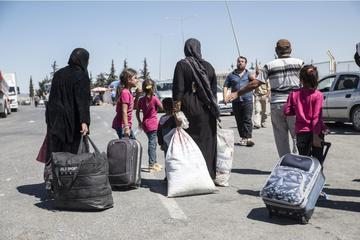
1;1;360;94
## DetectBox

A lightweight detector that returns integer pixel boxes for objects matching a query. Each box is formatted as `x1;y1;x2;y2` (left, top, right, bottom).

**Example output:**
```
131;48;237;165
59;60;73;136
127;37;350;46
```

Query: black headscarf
183;38;220;119
68;48;89;72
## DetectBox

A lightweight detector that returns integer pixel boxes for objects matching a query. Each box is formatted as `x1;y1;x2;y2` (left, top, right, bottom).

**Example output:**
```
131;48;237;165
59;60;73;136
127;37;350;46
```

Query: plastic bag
166;128;216;197
214;128;234;187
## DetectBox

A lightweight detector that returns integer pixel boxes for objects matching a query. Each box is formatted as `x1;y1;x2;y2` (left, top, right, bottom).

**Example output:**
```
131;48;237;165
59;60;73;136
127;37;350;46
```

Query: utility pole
225;0;241;57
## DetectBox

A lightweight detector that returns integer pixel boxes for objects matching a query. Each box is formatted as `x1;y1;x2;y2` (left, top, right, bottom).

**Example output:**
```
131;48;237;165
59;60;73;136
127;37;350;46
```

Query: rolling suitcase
260;142;331;224
107;138;142;188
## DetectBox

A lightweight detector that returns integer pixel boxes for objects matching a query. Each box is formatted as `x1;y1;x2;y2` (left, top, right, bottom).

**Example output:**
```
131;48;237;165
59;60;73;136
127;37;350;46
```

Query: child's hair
162;97;173;113
142;79;155;96
120;68;137;87
300;65;319;89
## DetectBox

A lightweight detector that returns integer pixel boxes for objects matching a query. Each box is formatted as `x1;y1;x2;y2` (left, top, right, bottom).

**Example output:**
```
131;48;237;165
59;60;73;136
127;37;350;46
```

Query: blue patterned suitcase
260;142;331;224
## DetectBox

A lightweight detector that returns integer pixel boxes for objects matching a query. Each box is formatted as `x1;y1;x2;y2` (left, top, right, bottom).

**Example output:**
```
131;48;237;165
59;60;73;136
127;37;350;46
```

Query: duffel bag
52;135;113;210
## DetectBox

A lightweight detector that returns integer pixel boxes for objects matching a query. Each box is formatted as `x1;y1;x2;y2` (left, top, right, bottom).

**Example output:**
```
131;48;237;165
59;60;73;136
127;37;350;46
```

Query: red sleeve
312;91;324;134
284;92;295;116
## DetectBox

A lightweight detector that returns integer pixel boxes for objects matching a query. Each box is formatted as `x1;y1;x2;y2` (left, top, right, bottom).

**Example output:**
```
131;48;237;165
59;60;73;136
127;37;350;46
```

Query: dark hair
300;65;319;89
120;68;137;87
162;97;173;112
238;56;247;63
142;79;155;96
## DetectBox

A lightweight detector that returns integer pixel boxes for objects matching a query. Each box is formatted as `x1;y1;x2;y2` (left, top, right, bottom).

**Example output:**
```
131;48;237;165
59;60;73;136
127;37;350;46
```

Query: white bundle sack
166;128;217;197
214;128;234;187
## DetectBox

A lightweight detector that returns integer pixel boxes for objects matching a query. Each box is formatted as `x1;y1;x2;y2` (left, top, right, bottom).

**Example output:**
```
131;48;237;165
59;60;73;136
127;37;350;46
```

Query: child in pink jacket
284;65;328;165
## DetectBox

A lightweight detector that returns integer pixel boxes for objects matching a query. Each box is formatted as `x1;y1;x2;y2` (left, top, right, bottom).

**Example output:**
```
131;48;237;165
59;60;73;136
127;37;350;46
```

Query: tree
29;76;34;98
50;61;58;79
140;58;150;80
36;75;51;97
89;71;95;89
123;59;128;70
95;73;107;87
106;59;117;85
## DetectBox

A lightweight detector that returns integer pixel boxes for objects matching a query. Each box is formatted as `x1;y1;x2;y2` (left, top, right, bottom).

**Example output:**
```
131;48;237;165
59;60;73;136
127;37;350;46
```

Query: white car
217;85;233;115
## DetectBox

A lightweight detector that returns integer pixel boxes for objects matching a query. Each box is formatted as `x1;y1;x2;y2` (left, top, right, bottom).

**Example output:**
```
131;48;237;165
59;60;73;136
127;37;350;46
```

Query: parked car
155;80;172;102
217;85;233;115
318;72;360;131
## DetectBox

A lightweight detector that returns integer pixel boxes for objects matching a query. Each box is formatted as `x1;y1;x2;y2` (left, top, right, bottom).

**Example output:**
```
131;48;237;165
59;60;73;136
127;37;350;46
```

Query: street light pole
165;15;196;46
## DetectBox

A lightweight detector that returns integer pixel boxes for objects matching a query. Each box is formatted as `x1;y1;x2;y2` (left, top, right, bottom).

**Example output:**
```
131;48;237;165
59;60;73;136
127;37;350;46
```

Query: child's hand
124;126;130;137
313;134;322;148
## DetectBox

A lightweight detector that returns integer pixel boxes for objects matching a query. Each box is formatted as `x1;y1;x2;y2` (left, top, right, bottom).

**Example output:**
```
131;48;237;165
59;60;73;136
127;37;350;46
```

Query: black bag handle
77;135;100;154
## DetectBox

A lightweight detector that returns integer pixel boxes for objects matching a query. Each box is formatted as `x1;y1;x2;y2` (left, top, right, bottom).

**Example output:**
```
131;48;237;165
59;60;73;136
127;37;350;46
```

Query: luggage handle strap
77;135;100;154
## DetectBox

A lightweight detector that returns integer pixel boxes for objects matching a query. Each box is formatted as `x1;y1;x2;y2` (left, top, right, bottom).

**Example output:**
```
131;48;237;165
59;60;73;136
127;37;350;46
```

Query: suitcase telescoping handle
322;141;331;161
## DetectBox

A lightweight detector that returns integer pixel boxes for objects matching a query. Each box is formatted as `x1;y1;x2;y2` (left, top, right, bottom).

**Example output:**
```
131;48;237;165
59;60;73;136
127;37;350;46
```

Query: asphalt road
0;104;359;240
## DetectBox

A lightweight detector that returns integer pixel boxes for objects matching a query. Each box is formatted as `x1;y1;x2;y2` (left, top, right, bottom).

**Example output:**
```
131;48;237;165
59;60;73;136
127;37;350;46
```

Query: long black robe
172;59;218;179
46;48;91;154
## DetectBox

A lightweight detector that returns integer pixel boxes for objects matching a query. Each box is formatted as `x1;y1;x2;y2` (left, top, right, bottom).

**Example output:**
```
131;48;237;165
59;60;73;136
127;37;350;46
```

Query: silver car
318;72;360;131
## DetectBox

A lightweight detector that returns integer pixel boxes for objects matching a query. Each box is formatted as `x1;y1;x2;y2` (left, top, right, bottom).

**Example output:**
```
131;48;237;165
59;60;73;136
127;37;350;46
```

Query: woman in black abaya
44;48;91;188
172;38;219;179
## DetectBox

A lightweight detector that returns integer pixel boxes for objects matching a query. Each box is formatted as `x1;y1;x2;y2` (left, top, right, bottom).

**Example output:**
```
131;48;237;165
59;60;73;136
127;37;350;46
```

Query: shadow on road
16;183;55;210
247;207;299;225
231;169;271;175
141;178;167;196
316;199;360;213
323;187;360;197
353;179;360;182
237;189;260;197
326;122;360;135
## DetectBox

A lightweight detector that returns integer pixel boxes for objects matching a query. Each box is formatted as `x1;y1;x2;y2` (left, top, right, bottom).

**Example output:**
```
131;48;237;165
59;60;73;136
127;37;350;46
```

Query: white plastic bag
166;128;216;197
214;128;234;187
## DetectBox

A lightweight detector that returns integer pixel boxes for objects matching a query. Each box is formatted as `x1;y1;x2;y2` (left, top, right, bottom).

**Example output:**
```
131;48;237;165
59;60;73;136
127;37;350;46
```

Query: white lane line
145;173;187;220
157;194;187;220
28;120;35;123
103;121;109;127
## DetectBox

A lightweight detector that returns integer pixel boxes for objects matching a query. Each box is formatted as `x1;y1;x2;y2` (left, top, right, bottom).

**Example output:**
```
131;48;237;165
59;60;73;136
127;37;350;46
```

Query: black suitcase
107;138;142;188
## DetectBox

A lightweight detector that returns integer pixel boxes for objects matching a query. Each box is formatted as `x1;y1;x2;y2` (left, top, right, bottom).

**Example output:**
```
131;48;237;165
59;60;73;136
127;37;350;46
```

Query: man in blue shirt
223;56;256;146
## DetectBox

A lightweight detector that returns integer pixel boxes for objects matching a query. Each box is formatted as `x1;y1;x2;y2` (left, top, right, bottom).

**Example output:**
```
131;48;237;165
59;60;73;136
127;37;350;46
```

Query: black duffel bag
52;135;113;210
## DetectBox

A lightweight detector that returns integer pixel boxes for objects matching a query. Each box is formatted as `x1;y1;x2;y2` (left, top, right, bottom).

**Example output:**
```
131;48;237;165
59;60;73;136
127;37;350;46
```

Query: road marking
28;120;35;123
5;178;11;182
0;193;4;197
103;121;109;127
145;173;187;220
157;194;187;220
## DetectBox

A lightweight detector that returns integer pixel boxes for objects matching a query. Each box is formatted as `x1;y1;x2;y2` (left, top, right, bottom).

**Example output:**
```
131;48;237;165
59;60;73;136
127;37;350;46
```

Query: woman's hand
80;123;88;135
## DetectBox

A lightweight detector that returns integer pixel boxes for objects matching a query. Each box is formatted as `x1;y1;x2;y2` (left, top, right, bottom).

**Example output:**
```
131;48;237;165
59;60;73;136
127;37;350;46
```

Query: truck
3;72;19;112
0;71;11;118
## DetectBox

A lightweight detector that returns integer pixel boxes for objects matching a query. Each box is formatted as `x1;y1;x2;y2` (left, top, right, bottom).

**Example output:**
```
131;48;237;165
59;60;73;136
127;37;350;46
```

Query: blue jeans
146;131;157;165
116;128;135;139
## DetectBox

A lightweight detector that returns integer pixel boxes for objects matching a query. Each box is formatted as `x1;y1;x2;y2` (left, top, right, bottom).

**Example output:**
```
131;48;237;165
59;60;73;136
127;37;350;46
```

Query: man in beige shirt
253;70;270;129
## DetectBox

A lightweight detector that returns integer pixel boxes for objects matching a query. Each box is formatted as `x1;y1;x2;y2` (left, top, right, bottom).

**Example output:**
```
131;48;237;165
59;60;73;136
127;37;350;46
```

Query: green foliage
140;58;150;80
123;59;128;70
36;76;51;97
106;59;118;85
51;61;58;79
95;73;107;87
29;76;34;98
